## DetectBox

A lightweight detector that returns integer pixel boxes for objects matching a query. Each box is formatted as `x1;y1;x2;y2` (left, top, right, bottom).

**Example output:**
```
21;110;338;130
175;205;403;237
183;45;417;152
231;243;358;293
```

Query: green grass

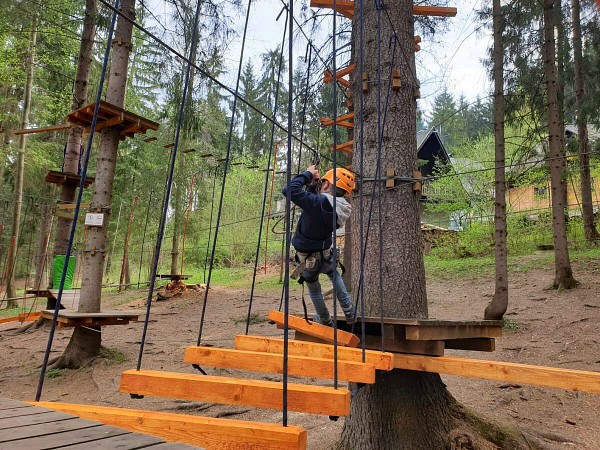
46;369;64;379
0;307;23;319
100;347;128;363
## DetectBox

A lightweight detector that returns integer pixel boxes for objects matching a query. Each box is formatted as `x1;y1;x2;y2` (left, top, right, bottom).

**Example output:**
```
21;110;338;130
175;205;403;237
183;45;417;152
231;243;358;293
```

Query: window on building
534;186;548;199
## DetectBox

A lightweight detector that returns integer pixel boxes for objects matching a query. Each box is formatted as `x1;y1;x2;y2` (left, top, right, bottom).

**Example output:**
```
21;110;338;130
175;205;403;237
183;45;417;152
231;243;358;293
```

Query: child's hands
307;165;320;183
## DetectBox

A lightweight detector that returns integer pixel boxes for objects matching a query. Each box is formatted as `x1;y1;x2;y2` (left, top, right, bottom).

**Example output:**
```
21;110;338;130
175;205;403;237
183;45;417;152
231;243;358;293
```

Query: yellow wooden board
235;335;393;371
393;354;600;394
120;369;351;416
31;402;307;450
184;346;376;383
268;310;360;347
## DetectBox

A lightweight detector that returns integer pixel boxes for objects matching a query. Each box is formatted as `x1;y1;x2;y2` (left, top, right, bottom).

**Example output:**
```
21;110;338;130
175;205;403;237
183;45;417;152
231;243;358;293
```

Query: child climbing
282;164;356;326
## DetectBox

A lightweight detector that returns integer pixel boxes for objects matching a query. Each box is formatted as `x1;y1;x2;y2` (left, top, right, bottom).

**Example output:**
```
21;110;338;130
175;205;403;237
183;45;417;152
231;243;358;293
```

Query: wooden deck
40;310;141;328
45;170;94;188
0;398;201;449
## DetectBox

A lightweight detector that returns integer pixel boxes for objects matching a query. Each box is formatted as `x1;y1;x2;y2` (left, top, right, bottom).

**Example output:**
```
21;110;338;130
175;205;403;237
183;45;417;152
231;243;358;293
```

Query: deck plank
4;423;130;448
58;431;164;449
0;417;99;442
0;411;74;430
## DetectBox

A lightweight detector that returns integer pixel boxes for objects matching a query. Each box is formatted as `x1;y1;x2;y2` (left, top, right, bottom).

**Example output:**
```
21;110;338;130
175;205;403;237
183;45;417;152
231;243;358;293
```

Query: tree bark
54;0;136;368
543;0;577;289
5;13;38;306
52;0;97;304
119;195;137;291
571;0;599;241
485;0;508;320
554;0;569;215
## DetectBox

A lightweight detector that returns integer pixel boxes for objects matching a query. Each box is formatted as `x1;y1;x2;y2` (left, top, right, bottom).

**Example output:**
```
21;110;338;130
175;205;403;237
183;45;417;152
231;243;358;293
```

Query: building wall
507;177;600;213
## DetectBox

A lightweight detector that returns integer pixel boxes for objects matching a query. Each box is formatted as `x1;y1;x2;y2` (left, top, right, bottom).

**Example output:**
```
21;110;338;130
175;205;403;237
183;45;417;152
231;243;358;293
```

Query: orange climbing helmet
322;167;355;194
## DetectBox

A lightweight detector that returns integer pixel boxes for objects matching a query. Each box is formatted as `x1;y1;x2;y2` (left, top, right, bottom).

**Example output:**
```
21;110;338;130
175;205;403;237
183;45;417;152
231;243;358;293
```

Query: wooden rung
56;203;90;210
320;118;354;129
14;124;72;136
323;64;355;84
30;402;307;450
235;335;394;371
268;311;360;347
414;35;422;44
393;354;600;394
120;370;351;416
183;346;376;383
330;140;353;155
413;5;457;17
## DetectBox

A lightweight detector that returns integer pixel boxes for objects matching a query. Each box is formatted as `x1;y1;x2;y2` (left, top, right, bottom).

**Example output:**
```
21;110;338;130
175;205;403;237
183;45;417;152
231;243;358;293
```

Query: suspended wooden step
320;112;354;129
310;0;457;20
120;370;351;417
183;346;376;383
32;402;307;450
330;140;353;155
14;124;72;136
66;100;159;140
41;309;141;328
45;170;94;188
57;203;90;211
235;335;394;371
268;310;360;347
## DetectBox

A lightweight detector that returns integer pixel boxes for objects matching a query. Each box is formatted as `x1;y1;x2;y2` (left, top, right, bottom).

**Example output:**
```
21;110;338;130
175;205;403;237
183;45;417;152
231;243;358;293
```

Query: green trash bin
52;255;76;289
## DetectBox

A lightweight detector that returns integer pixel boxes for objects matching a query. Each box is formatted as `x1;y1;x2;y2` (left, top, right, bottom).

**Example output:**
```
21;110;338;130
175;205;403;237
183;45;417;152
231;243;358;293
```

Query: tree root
11;317;48;334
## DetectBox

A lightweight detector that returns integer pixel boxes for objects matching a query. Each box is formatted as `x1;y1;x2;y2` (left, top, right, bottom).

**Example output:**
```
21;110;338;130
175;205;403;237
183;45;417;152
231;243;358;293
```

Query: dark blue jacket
282;171;336;253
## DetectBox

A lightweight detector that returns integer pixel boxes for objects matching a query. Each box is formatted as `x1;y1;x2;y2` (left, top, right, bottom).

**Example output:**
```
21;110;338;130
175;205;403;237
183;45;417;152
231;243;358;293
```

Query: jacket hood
322;193;352;228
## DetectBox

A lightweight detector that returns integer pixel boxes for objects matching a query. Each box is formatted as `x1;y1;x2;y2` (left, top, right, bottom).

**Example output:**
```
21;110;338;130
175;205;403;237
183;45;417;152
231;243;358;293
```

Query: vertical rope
376;0;385;351
358;0;366;362
331;0;339;390
35;0;121;401
282;0;294;427
197;0;254;345
245;12;288;334
136;0;203;370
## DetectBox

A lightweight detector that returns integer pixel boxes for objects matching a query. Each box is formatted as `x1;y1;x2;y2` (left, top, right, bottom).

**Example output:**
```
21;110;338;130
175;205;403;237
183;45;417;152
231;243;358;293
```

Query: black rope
137;188;153;289
197;0;253;346
136;0;203;371
357;0;366;363
35;0;121;402
203;167;218;283
245;11;288;335
331;0;339;391
282;0;294;427
96;0;315;156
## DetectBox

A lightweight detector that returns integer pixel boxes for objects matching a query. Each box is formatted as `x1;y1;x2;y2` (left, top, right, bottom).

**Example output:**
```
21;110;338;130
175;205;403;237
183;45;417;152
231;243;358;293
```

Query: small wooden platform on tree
310;0;457;20
268;310;360;347
41;309;141;328
392;354;600;394
235;335;394;371
183;346;376;383
120;369;351;416
32;401;305;450
45;170;95;188
1;398;201;449
66;100;159;140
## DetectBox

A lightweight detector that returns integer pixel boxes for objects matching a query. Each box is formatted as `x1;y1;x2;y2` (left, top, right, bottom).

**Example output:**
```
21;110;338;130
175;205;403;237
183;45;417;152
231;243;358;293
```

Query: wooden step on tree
32;402;307;450
183;346;376;383
268;310;360;347
120;369;351;417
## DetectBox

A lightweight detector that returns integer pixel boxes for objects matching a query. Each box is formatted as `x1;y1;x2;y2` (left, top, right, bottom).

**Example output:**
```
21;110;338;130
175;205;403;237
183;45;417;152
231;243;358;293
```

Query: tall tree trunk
33;184;55;291
51;0;97;307
543;0;577;289
485;0;508;320
555;0;569;214
54;0;136;368
119;195;137;291
339;1;534;448
5;13;38;307
572;0;599;241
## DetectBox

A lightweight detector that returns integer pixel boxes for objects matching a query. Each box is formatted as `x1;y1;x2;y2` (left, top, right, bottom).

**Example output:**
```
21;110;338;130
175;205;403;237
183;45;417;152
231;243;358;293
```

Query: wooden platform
66;100;159;140
0;398;201;449
183;346;376;383
155;274;191;281
120;369;351;416
268;310;360;347
310;0;457;20
32;402;306;450
45;170;94;188
41;309;141;328
333;316;501;356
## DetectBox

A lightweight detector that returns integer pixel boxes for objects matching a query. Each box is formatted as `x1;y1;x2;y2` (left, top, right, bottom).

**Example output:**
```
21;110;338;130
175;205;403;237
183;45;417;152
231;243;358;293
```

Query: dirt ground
1;257;599;449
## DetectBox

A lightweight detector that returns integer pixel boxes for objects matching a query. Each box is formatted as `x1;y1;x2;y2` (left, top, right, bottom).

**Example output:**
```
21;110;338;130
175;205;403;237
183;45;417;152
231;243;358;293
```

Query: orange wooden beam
310;0;457;20
323;64;355;83
413;5;457;17
329;140;354;155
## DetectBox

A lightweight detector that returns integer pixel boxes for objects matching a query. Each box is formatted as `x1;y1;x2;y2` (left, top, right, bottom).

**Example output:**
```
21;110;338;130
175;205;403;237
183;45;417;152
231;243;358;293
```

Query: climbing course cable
357;0;366;362
245;13;289;335
331;0;339;390
282;0;294;427
135;0;203;371
197;0;254;346
35;0;121;402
